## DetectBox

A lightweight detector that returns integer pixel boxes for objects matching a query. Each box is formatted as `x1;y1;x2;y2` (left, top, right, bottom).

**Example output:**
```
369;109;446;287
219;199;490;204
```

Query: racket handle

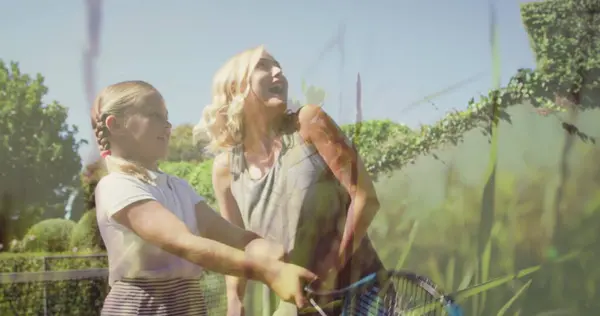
446;305;464;316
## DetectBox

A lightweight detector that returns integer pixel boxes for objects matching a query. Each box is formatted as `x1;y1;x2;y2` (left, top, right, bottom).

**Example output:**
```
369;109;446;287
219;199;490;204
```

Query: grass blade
479;236;493;310
393;221;418;270
445;256;456;290
496;279;532;316
458;258;476;291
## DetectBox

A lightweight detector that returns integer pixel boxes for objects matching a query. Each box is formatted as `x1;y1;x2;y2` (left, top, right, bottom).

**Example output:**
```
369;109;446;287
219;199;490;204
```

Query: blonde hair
91;80;158;184
193;45;265;153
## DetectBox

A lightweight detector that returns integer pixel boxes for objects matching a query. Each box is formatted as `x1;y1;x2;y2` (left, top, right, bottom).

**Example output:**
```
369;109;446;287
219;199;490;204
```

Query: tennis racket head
304;270;464;316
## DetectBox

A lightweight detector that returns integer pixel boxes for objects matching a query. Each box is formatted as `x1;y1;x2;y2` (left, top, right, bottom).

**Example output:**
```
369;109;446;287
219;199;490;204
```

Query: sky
1;0;537;164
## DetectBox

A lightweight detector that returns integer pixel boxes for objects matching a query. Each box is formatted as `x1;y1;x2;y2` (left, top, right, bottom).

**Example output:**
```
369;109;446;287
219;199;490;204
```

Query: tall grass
370;107;600;315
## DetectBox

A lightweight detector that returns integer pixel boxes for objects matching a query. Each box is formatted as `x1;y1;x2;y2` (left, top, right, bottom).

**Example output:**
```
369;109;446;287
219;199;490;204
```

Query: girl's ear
105;115;124;135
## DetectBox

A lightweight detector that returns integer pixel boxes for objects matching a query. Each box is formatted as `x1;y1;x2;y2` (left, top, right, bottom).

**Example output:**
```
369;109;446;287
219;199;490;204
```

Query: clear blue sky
1;0;536;163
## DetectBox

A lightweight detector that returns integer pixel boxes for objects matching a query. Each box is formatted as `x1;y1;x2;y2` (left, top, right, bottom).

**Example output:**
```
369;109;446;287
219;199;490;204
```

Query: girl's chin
154;150;169;161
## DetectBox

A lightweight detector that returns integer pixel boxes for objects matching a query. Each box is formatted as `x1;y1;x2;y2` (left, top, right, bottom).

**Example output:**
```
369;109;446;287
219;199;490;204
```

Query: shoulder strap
228;146;243;181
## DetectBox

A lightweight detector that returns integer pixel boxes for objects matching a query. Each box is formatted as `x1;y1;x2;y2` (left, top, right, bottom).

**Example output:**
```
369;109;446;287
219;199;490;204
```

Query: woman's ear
105;115;124;135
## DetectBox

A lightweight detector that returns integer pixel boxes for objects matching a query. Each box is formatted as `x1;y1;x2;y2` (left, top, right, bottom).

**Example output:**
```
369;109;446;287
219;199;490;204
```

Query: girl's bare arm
112;198;270;283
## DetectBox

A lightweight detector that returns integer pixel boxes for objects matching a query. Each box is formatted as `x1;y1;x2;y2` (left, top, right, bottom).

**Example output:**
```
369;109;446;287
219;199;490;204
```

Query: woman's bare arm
211;152;249;315
298;104;381;269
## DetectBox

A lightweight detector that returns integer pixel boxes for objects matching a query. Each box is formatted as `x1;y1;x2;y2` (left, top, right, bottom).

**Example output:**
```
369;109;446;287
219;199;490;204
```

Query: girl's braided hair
91;80;158;184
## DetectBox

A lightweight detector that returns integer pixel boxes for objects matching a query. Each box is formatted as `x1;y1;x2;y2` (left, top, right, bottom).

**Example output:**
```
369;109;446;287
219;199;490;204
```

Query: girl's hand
264;261;318;308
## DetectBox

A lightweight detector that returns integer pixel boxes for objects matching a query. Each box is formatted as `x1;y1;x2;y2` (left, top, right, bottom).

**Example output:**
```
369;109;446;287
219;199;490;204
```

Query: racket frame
302;270;463;315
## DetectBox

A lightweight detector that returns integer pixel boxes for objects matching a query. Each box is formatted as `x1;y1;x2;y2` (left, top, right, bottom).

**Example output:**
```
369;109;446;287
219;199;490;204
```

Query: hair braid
94;113;110;152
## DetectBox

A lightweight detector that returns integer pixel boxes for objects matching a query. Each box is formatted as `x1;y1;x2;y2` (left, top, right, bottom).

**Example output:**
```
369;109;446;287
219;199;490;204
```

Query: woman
196;46;385;315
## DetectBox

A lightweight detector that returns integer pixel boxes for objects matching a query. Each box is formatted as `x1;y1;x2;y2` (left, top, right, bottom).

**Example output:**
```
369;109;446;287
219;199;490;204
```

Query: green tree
167;124;208;162
521;0;600;97
0;61;84;250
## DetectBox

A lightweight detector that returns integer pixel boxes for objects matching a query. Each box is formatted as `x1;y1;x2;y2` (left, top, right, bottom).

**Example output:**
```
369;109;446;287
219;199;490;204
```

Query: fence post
42;256;48;316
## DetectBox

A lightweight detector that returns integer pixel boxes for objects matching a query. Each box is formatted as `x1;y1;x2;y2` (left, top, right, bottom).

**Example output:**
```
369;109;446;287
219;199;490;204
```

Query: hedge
0;253;108;315
0;253;226;315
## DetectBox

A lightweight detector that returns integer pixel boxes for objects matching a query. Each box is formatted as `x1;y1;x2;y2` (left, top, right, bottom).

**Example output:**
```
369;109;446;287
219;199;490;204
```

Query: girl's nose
165;121;172;136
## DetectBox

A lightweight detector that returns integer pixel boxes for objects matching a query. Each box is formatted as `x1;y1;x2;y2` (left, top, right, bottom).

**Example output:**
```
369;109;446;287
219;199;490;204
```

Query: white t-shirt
95;170;205;286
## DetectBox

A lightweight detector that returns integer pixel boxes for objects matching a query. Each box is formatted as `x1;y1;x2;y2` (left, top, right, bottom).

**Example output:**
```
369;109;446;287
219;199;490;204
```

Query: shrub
160;159;216;207
0;252;109;315
70;210;105;252
7;238;25;253
21;219;76;253
0;253;226;315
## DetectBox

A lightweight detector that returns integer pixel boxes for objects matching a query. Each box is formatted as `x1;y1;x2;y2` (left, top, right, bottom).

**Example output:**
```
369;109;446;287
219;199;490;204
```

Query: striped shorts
101;277;207;316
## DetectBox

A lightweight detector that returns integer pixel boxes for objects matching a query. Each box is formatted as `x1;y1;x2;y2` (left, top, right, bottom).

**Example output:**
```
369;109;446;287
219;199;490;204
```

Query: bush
0;253;226;315
7;238;25;253
21;219;76;253
70;210;105;252
0;252;109;315
160;159;216;207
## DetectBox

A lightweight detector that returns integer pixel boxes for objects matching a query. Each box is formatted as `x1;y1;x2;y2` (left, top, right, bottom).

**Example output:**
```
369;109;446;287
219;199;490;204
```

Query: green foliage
167;124;209;162
340;120;413;179
0;252;225;315
0;252;109;315
520;0;600;94
21;219;76;253
68;160;107;222
159;159;216;208
0;60;84;248
370;128;600;315
70;210;105;252
360;67;574;179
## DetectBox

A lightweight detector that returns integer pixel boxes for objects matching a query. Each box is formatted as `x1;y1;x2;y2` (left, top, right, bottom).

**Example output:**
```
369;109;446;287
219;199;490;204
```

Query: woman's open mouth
268;84;283;95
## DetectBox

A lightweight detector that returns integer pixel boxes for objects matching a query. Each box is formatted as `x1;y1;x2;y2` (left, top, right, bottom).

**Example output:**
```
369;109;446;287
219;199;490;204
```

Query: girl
92;80;316;316
195;46;386;315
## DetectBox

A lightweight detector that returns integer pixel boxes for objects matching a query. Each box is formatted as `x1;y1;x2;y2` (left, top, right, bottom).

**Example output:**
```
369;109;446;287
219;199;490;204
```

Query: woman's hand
313;237;341;292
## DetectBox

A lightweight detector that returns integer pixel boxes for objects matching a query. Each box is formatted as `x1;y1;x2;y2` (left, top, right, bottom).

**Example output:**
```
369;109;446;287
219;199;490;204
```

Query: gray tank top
229;127;383;315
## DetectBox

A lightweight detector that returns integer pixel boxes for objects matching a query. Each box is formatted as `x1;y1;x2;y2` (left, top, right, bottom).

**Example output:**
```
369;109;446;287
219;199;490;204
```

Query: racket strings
343;276;447;315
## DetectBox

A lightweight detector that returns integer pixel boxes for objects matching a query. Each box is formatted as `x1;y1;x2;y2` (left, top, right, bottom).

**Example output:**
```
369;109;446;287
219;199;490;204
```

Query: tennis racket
301;270;464;316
